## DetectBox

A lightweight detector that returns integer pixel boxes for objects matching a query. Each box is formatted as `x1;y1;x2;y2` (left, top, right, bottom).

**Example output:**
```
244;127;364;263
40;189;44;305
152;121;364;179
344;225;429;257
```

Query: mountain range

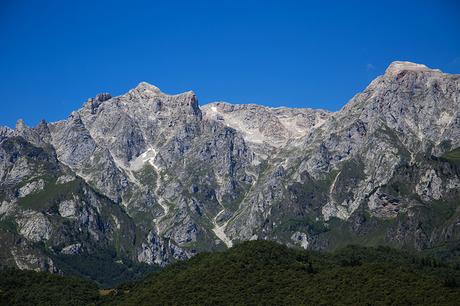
0;61;459;279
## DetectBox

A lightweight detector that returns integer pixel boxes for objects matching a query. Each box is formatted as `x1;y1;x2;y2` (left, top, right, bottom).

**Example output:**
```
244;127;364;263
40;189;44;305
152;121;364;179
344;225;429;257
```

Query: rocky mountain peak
95;93;112;102
15;119;28;132
335;61;459;158
36;119;48;127
132;81;162;95
384;61;441;76
0;126;13;140
84;93;112;114
123;82;200;116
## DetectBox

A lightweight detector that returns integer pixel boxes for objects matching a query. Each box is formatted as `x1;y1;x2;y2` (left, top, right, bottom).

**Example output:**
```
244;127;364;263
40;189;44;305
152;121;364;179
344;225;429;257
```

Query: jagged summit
128;82;197;100
15;119;27;131
133;81;162;94
0;126;13;139
385;61;442;76
94;93;112;102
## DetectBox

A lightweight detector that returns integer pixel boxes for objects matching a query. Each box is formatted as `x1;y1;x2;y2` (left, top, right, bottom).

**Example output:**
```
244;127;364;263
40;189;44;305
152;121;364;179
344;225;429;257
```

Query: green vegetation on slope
18;178;81;210
442;147;460;165
2;241;460;306
0;268;99;306
51;248;159;288
109;241;460;306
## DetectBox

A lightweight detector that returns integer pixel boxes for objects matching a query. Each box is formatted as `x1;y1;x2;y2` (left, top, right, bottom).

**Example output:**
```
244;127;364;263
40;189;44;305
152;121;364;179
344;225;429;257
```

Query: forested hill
2;240;460;305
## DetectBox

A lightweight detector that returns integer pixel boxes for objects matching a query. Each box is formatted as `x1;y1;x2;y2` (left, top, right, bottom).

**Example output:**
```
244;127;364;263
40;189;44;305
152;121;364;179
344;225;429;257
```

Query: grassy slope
442;147;460;165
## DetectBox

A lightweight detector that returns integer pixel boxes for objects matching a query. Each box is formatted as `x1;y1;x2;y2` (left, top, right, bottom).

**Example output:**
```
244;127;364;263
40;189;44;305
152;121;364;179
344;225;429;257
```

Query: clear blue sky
1;0;459;128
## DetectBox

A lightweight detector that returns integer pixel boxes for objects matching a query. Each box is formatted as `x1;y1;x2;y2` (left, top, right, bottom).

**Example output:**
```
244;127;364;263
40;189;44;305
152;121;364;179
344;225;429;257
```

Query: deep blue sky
1;0;459;128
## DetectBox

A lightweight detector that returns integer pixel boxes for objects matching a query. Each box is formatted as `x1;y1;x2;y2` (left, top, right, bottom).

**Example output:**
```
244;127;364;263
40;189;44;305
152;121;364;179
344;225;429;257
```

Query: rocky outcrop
17;211;52;242
202;102;330;152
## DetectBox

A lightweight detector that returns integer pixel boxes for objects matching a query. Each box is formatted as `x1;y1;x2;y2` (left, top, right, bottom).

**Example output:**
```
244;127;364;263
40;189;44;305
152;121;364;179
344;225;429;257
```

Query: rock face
202;102;330;152
0;61;459;276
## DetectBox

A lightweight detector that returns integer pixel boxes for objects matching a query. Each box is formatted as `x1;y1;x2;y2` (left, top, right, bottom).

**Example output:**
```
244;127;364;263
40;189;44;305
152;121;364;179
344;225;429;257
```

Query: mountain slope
0;61;459;276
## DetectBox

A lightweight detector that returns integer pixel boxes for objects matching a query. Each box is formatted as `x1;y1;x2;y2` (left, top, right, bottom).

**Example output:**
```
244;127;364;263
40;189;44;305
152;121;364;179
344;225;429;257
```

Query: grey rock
17;179;45;198
1;61;459;275
17;211;52;242
60;243;83;255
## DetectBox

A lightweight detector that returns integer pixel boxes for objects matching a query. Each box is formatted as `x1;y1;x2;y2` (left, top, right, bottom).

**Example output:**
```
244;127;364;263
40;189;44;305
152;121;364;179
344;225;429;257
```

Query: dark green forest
0;268;99;305
2;240;460;306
